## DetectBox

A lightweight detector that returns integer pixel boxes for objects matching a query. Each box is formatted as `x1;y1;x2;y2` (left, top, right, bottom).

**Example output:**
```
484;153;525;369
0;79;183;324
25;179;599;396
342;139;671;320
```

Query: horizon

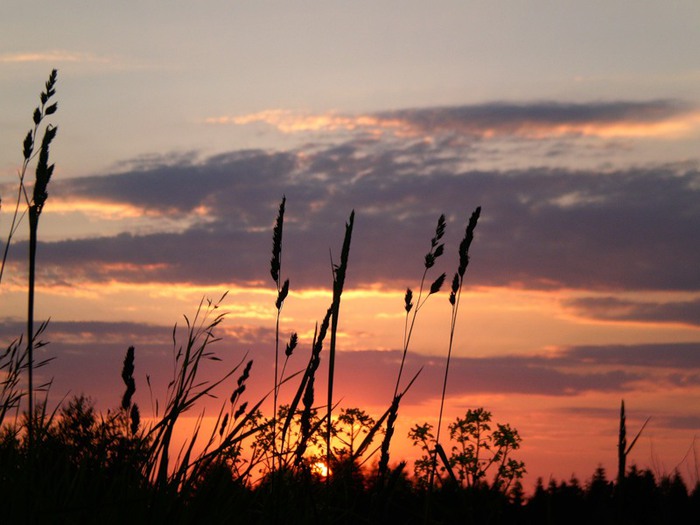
2;1;700;490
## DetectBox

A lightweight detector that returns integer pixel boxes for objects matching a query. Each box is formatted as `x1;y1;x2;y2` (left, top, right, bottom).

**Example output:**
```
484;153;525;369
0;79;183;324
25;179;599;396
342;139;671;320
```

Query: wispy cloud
206;110;402;136
0;50;159;73
211;100;699;140
0;50;112;64
375;101;698;139
562;343;700;369
565;296;700;327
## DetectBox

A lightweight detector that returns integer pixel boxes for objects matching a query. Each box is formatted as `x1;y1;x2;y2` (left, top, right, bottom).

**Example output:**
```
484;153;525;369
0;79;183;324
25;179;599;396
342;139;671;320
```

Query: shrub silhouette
410;407;525;495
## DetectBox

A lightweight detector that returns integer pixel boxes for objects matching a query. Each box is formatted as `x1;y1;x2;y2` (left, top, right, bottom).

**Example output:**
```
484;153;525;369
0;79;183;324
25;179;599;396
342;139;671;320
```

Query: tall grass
270;195;288;471
374;215;448;482
327;210;354;474
392;214;447;400
0;73;58;522
6;70;59;455
0;70;58;285
430;206;481;490
0;322;51;431
143;293;268;494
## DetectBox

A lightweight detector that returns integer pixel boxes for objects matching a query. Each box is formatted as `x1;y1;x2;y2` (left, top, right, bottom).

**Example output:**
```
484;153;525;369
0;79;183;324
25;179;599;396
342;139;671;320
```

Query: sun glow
312;461;330;478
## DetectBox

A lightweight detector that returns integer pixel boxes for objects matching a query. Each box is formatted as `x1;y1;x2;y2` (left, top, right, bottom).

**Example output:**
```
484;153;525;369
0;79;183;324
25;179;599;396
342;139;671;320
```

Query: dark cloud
400;341;700;401
339;351;641;402
656;415;700;430
0;319;168;349
32;156;700;292
5;318;698;411
562;343;700;369
551;406;699;434
5;100;698;294
565;296;700;327
554;406;619;420
374;100;692;137
63;149;298;216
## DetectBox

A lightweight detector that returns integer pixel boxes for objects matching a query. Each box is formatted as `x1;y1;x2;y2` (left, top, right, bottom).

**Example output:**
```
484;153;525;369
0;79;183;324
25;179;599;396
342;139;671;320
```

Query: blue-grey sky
2;1;699;176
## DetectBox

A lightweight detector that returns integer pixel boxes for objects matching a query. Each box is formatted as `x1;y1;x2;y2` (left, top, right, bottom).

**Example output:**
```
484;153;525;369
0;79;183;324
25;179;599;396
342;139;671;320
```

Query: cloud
4;98;698;294
20;144;698;293
206;110;400;135
551;405;700;433
4;317;697;408
398;342;700;401
565;296;700;327
0;50;112;64
656;415;700;430
0;50;155;73
345;351;642;401
375;101;697;139
215;100;698;140
561;343;700;369
58;149;298;216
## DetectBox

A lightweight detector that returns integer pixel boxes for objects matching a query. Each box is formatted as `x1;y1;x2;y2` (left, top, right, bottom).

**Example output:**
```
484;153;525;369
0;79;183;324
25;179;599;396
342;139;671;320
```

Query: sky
2;1;700;489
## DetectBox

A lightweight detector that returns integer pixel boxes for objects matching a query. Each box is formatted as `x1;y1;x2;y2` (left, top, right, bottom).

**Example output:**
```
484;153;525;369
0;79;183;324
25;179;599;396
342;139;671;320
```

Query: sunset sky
2;1;700;488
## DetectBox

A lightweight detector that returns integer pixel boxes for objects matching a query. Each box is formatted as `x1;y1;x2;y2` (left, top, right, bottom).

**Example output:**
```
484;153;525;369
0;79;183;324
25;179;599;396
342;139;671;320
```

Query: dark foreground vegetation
2;71;699;524
1;409;699;525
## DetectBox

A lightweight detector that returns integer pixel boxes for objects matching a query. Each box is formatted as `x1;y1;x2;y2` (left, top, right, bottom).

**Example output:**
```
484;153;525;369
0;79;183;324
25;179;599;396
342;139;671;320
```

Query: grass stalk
22;70;59;456
0;71;57;285
144;293;240;490
327;210;354;474
381;214;447;483
393;214;446;399
280;308;331;456
429;206;480;495
0;338;26;428
270;196;288;472
376;368;422;480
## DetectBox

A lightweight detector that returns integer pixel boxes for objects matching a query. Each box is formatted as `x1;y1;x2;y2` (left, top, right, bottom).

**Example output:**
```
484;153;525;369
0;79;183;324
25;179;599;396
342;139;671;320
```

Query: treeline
1;404;698;525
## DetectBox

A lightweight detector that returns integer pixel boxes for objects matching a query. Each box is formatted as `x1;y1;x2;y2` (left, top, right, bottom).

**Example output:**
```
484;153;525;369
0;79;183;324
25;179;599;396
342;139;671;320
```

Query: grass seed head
270;196;286;284
285;332;298;357
130;404;140;435
458;206;481;277
121;346;136;410
404;288;413;313
429;273;446;295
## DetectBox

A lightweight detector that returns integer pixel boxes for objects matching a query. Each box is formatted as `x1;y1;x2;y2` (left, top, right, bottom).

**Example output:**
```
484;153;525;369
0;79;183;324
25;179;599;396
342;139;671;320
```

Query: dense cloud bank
4;100;699;322
31;151;700;293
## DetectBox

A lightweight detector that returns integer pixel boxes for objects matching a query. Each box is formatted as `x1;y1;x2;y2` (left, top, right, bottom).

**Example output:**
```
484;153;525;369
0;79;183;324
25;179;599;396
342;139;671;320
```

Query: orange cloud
206;109;405;136
519;116;700;139
208;103;700;141
48;198;150;219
